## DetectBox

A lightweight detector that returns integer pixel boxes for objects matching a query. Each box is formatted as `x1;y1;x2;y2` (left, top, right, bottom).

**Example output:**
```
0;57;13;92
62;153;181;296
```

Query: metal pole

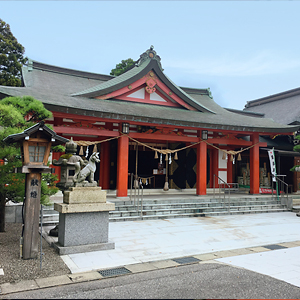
130;173;133;202
286;183;289;206
271;175;274;200
134;143;138;208
228;185;230;213
140;185;143;218
137;179;140;213
213;174;215;198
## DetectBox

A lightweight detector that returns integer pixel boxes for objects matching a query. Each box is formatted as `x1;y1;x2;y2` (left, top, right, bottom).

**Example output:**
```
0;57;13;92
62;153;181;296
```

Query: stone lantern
52;137;88;193
4;121;68;259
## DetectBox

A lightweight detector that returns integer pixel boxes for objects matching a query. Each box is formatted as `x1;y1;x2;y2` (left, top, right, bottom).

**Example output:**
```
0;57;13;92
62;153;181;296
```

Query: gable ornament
145;78;157;94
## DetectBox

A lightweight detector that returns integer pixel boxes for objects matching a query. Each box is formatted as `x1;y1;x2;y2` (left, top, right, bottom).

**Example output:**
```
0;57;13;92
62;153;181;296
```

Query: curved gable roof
72;47;215;114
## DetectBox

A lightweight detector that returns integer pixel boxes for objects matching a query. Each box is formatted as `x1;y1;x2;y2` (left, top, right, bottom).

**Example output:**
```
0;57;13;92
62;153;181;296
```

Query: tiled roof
3;121;69;145
244;88;300;125
0;50;299;134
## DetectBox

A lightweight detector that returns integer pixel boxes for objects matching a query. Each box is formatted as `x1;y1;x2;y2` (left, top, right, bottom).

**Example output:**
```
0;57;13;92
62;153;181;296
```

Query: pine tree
0;18;28;87
110;58;135;76
0;96;55;232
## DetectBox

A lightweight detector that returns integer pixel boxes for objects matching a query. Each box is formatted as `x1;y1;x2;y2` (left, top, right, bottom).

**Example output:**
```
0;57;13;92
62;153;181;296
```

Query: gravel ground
0;223;70;284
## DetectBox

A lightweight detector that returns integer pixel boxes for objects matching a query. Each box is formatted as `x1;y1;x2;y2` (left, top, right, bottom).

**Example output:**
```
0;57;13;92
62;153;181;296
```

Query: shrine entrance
126;141;211;191
128;144;165;189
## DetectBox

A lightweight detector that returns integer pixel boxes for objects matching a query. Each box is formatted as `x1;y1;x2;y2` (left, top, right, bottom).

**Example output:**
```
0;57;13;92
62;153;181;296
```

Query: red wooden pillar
117;135;129;197
99;142;110;189
196;141;207;195
51;152;62;182
250;133;260;194
210;148;218;188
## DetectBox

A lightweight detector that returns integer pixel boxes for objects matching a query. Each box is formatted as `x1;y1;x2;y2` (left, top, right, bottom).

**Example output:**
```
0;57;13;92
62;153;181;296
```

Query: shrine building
0;46;298;197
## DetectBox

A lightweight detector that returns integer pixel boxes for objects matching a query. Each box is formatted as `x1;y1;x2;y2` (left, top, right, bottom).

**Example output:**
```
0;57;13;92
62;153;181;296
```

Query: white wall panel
218;171;227;184
218;150;227;169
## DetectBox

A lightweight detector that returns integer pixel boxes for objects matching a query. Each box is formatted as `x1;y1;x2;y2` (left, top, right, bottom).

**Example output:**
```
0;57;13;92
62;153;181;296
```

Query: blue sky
2;1;300;110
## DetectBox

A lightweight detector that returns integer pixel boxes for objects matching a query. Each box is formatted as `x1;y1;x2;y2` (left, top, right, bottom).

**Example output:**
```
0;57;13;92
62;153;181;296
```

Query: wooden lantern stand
4;121;68;259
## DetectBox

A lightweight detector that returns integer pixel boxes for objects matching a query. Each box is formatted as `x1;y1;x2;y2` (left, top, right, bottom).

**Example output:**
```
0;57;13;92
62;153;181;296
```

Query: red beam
208;138;267;148
129;134;256;146
129;132;198;143
53;126;119;137
208;138;252;146
53;125;268;148
52;112;293;136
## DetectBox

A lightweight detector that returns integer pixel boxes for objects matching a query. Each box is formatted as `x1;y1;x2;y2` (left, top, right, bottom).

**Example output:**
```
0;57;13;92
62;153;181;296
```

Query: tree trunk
0;193;6;232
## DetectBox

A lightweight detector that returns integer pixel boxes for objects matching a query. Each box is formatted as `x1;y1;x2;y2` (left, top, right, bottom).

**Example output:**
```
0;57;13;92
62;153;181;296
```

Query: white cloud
164;51;300;77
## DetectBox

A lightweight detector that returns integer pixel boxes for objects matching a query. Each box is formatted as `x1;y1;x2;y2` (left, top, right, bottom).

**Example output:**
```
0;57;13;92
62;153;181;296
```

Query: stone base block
5;203;23;223
53;241;115;255
63;187;107;204
54;202;115;213
58;211;110;247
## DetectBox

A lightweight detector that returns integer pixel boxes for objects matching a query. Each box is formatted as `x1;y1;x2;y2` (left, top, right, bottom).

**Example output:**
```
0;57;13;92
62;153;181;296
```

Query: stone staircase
109;196;289;222
41;194;290;226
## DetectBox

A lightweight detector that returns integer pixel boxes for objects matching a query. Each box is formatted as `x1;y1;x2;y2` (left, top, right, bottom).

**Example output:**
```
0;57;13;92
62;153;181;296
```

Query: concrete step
110;196;277;205
110;204;288;218
113;200;284;211
41;196;289;225
203;208;289;217
109;208;289;222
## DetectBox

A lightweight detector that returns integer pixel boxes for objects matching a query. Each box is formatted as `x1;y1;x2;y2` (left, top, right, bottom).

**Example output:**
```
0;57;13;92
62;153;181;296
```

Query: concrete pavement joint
1;241;300;295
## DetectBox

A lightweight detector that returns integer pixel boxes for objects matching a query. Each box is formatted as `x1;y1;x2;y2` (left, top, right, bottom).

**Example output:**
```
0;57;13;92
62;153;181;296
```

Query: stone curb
1;241;300;295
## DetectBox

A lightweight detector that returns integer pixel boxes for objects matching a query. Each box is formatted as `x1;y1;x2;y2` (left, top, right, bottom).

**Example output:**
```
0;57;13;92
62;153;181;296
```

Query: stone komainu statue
52;138;100;191
75;152;100;184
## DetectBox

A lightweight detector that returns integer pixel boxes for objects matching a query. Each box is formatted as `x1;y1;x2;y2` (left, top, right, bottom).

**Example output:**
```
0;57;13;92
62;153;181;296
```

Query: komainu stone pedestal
53;187;115;255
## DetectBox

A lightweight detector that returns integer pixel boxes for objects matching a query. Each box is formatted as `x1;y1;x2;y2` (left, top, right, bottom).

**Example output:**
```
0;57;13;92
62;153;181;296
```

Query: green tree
110;58;135;76
0;96;56;232
0;18;28;87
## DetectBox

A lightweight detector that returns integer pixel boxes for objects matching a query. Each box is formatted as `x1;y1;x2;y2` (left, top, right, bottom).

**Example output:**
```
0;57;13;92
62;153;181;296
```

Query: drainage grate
98;267;132;277
172;256;200;264
264;244;287;250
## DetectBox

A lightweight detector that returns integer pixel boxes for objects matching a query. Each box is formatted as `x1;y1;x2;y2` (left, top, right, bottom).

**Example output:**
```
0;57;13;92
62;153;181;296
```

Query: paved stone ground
1;212;300;296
